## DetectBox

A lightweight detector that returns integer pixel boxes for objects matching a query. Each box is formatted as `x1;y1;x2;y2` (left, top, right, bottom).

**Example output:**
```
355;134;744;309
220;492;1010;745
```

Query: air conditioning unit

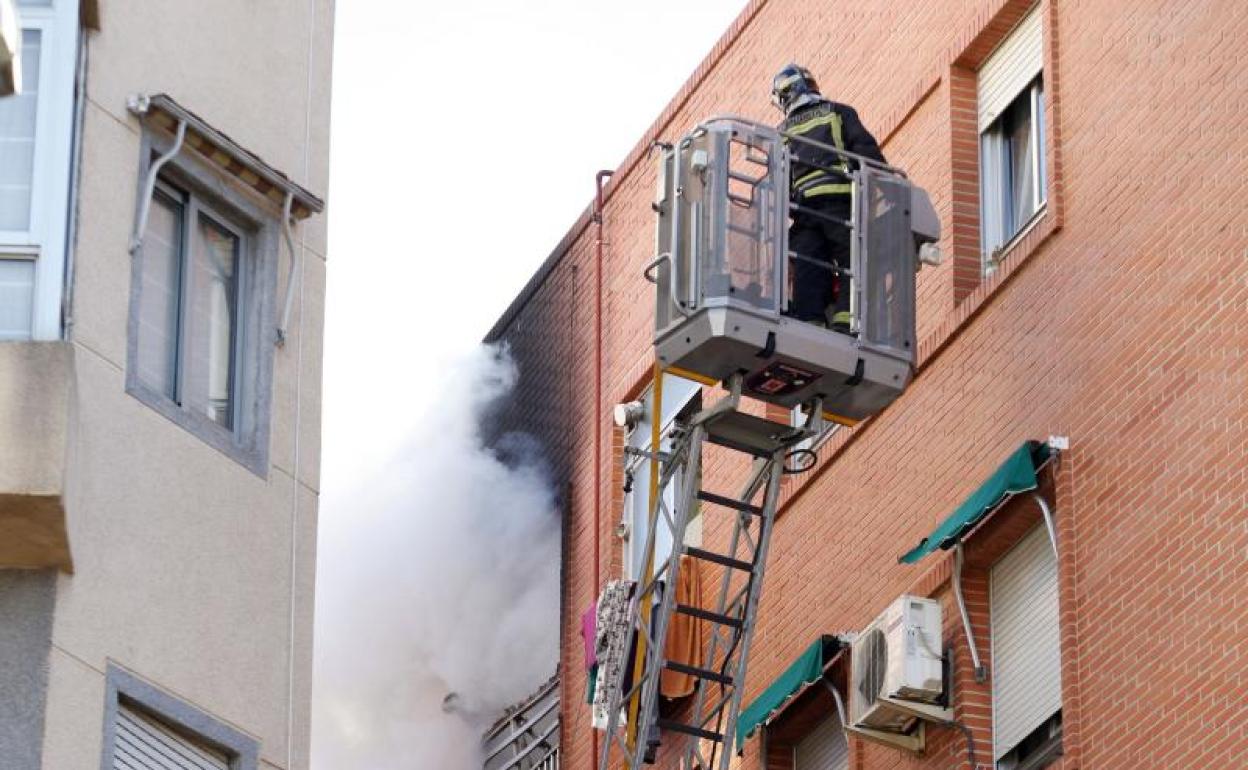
849;595;945;734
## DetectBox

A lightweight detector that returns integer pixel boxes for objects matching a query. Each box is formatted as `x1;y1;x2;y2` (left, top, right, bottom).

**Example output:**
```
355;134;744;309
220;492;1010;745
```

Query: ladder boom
597;374;819;770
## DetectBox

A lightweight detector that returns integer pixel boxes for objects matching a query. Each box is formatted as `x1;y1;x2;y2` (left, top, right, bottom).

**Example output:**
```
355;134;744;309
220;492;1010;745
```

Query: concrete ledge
0;342;73;571
0;495;72;572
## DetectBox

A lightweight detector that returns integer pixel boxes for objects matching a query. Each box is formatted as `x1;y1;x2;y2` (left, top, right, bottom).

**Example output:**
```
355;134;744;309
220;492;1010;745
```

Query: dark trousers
788;198;852;323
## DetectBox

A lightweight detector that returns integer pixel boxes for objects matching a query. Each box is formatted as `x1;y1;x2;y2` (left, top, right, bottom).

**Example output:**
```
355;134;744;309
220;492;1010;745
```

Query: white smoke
312;344;560;769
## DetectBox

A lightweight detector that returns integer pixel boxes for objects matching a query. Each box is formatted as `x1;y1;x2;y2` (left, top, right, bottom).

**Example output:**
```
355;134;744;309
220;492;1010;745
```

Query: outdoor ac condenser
849;594;944;733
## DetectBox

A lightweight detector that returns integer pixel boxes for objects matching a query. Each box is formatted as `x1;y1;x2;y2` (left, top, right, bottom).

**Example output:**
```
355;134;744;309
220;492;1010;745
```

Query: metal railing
652;116;930;362
482;673;560;770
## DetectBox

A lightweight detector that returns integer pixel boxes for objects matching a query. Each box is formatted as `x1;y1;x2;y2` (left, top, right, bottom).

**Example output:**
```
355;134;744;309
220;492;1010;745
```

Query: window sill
917;206;1058;370
125;381;267;478
984;204;1049;278
0;245;40;259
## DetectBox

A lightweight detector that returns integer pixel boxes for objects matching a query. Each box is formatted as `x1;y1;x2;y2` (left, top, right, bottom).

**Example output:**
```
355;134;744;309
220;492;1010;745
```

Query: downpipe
592;168;612;766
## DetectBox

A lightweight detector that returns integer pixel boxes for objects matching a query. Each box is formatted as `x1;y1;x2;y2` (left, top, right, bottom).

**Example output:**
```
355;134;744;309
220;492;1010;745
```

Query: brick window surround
900;456;1080;770
948;0;1065;305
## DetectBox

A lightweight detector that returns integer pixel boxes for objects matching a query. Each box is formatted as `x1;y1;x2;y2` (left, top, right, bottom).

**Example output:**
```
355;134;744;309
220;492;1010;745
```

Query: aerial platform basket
649;116;941;423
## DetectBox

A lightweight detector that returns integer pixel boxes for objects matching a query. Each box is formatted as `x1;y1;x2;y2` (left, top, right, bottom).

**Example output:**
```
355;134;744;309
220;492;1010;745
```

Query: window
990;523;1061;767
622;374;701;580
0;0;78;340
794;714;849;770
114;702;232;770
135;180;245;431
978;4;1046;269
126;129;280;476
103;664;258;770
997;712;1062;770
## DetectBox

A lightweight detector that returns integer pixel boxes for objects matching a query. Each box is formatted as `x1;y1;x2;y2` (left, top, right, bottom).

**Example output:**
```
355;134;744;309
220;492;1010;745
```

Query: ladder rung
685;546;753;572
675;603;742;629
657;719;723;743
696;490;763;516
664;661;733;685
704;433;774;457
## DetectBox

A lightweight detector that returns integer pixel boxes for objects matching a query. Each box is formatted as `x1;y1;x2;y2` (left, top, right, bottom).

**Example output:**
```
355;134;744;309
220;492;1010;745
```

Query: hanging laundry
581;602;597;670
592;580;634;729
660;555;704;699
586;663;598;705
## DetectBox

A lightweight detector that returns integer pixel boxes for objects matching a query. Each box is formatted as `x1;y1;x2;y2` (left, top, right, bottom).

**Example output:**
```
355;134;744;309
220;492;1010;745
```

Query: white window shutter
990;523;1061;760
794;715;849;770
114;703;231;770
977;5;1043;132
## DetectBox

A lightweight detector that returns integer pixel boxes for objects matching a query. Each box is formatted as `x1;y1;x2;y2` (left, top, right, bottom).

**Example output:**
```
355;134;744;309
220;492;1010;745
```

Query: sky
314;1;751;765
321;0;751;473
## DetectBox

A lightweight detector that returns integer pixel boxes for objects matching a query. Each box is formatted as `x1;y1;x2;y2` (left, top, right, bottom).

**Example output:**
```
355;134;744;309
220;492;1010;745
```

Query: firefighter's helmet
771;63;821;113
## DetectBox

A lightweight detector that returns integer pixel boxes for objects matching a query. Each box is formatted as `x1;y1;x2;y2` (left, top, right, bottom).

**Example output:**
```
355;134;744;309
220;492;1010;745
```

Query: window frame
126;127;280;477
980;76;1047;273
193;209;246;431
0;0;78;340
101;663;259;770
144;176;249;433
791;711;850;769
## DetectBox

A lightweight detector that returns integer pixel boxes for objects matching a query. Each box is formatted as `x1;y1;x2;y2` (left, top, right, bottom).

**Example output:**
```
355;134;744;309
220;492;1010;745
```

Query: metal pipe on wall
591;168;612;766
593;170;613;595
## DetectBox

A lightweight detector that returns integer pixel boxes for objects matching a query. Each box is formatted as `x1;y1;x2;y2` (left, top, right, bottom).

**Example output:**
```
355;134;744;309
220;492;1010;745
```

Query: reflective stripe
788;112;842;139
831;311;852;324
788;110;850;182
802;183;852;197
794;169;827;187
828;112;846;155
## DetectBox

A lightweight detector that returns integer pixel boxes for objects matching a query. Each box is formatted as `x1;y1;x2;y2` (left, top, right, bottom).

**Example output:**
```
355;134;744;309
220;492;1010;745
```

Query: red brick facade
486;1;1248;767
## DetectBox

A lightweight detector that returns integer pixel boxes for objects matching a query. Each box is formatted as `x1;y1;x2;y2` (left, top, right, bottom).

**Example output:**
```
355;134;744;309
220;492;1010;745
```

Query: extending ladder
598;373;825;770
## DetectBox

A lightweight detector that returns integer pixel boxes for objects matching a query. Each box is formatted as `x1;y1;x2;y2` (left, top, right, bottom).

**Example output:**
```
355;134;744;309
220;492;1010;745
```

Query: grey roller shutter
977;4;1043;131
794;715;849;770
990;523;1061;760
114;702;230;770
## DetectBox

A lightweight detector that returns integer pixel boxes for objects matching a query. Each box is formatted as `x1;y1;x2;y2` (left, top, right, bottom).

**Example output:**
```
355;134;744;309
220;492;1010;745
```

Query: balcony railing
482;672;559;770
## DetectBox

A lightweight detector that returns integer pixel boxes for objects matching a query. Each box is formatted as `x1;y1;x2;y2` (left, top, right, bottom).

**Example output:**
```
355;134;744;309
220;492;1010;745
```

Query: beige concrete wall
0;342;72;495
34;0;333;768
0;342;74;570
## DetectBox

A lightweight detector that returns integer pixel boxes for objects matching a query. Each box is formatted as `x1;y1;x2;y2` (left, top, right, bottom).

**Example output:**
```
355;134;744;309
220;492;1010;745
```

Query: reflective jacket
779;99;885;202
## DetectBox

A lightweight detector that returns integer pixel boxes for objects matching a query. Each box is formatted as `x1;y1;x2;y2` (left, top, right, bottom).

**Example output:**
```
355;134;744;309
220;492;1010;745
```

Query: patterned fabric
581;602;597;669
591;579;634;729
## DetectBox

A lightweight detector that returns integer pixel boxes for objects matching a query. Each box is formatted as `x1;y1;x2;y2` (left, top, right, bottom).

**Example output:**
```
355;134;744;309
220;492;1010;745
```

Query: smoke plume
312;345;560;769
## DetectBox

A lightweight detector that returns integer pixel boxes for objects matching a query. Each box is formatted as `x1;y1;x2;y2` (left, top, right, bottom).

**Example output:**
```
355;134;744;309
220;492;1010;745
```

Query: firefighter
772;63;885;332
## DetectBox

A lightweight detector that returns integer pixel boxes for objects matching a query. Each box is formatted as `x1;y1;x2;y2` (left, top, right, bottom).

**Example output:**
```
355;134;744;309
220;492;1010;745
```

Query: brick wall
486;0;1248;767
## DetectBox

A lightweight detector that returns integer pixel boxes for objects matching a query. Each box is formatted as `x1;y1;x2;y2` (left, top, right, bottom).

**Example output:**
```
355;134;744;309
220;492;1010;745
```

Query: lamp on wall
613;401;645;429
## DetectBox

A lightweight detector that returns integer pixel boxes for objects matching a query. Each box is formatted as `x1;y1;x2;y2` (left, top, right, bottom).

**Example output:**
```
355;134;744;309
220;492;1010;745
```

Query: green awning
899;440;1051;564
736;635;842;750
